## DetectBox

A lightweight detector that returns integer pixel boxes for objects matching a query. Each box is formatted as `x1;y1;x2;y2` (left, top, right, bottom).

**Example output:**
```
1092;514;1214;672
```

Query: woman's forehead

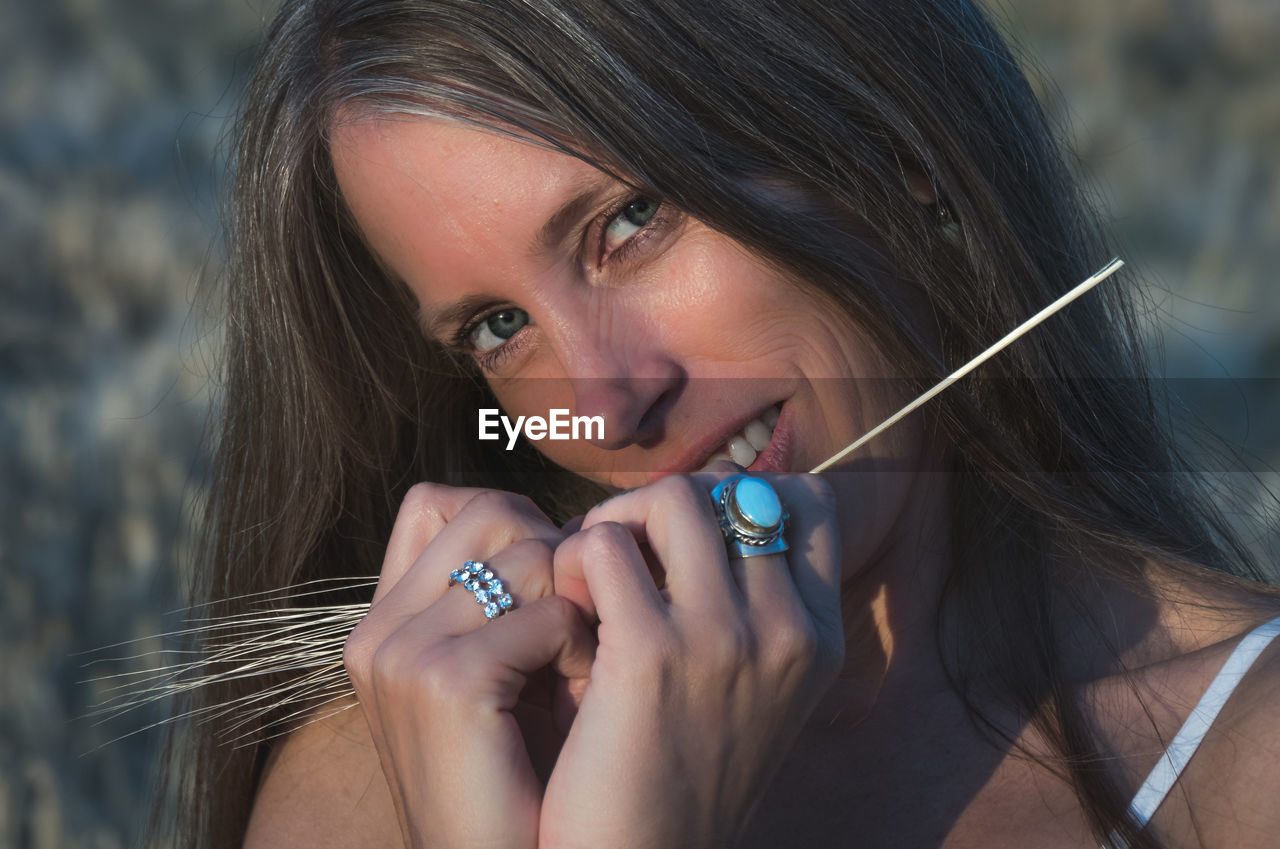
330;115;605;207
329;114;620;310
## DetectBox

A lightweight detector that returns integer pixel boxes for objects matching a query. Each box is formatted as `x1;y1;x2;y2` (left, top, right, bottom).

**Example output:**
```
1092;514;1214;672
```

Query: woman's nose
554;323;684;450
570;373;681;449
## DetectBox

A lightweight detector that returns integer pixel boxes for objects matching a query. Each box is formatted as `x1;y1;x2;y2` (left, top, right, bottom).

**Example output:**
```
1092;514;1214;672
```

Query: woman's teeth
744;420;772;450
708;406;780;467
727;436;756;466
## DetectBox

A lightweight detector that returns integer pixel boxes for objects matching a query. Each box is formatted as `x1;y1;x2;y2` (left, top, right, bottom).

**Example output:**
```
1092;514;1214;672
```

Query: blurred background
0;0;1277;846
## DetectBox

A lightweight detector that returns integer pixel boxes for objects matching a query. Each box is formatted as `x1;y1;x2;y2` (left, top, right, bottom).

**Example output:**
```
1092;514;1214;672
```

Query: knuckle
368;637;463;705
399;482;448;523
704;622;756;670
388;483;453;554
341;622;375;685
502;538;556;599
778;614;844;682
534;593;580;627
798;473;838;515
401;481;439;507
816;621;847;676
573;522;638;572
581;520;632;555
505;535;555;564
367;636;406;686
414;647;467;703
772;617;822;670
630;630;679;677
581;493;629;527
468;488;538;518
552;528;584;564
651;474;707;509
461;491;548;549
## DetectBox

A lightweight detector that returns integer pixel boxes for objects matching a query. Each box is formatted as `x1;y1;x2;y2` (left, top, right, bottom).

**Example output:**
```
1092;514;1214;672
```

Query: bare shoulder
1150;612;1280;848
243;698;403;849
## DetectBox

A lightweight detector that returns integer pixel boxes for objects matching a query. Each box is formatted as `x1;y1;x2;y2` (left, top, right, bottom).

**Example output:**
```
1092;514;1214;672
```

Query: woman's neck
808;459;1272;735
809;464;958;729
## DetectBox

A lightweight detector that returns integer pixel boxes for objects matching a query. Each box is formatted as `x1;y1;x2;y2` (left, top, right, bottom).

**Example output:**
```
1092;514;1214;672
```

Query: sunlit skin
327;114;967;849
239;112;1280;849
331;115;945;605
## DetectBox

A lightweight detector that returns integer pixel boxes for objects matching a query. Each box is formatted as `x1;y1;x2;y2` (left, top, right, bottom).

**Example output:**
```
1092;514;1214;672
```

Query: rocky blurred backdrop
1;1;1277;847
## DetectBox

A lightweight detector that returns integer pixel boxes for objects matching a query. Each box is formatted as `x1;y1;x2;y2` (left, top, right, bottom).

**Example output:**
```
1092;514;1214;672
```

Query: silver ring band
710;474;789;559
448;560;515;620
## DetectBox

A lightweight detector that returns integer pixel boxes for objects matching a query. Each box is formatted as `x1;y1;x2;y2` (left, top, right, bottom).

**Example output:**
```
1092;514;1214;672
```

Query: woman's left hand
541;467;846;849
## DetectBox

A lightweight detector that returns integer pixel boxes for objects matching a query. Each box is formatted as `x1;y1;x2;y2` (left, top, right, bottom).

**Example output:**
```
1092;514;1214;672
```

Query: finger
375;489;564;620
578;474;740;615
389;536;557;646
359;600;590;849
553;521;666;628
549;664;590;737
375;483;493;604
675;466;820;662
346;537;557;696
687;460;788;600
774;474;842;623
728;473;843;642
686;467;797;611
725;548;798;622
685;465;841;620
450;595;597;710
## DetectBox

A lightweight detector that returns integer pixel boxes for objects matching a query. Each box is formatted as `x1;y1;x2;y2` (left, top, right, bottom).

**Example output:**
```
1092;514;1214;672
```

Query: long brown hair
156;1;1276;846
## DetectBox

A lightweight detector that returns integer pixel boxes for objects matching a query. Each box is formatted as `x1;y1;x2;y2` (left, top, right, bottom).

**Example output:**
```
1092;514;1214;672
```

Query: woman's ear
904;170;939;206
904;169;962;247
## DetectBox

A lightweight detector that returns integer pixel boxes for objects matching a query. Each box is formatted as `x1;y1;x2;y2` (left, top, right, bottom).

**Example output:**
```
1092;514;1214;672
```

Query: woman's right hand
343;484;596;849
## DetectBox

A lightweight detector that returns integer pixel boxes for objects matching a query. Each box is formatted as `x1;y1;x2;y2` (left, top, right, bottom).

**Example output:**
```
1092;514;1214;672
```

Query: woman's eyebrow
530;177;616;256
420;176;619;340
420;293;499;341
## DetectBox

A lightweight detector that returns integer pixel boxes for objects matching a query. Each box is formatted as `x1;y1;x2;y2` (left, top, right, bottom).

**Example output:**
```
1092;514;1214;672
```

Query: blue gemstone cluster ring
448;560;515;620
710;474;789;559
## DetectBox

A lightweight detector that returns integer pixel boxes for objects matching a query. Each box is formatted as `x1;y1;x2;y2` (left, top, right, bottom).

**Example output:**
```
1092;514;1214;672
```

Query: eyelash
454;193;674;372
594;193;673;267
467;323;525;372
452;311;526;373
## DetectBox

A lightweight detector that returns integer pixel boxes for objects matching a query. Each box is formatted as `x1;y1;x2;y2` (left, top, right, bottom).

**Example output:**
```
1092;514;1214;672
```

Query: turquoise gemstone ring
710;474;789;559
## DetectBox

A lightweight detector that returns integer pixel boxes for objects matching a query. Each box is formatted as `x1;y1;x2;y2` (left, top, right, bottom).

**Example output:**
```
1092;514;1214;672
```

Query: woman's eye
469;308;529;352
602;196;661;256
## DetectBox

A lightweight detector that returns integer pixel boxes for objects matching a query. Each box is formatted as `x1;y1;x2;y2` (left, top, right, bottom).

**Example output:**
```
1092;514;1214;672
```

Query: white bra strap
1106;614;1280;848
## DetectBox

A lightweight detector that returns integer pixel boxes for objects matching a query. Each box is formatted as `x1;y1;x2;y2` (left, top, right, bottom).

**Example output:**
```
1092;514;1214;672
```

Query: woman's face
331;115;933;566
